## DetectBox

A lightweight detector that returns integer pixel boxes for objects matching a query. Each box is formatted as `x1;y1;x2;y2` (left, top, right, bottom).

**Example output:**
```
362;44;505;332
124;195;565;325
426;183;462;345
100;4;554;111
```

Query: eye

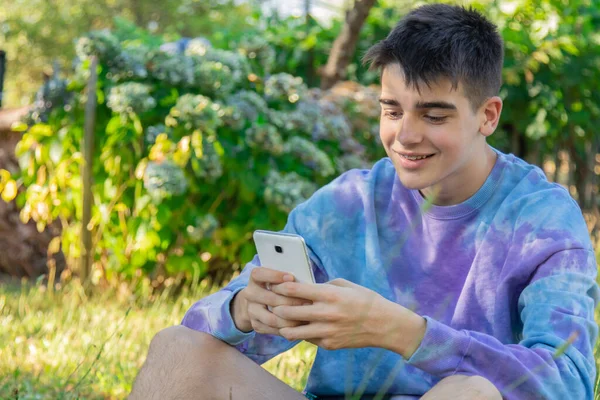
383;110;403;120
425;115;447;123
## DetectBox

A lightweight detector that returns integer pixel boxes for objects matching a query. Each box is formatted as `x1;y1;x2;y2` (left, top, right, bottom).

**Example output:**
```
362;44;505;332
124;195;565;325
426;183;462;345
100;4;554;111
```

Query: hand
270;278;427;356
269;278;385;350
232;267;308;335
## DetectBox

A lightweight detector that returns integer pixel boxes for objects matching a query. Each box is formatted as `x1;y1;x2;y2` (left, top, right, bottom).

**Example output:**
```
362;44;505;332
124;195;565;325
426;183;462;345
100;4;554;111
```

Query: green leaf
106;116;124;136
130;250;149;269
96;89;105;105
49;141;63;165
165;254;197;274
156;205;172;227
29;124;54;138
10;122;28;132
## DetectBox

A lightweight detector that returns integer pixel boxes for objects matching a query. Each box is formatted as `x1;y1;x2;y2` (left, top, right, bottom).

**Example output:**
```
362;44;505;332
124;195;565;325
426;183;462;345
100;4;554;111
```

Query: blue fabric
182;148;599;399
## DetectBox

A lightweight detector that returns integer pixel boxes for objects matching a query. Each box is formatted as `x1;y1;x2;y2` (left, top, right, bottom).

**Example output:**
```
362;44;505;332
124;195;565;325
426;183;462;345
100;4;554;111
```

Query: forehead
380;63;468;108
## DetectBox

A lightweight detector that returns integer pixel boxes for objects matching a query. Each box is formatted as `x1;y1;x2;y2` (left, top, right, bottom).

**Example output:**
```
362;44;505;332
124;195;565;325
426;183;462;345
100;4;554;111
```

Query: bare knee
130;325;225;400
422;374;502;400
149;325;208;353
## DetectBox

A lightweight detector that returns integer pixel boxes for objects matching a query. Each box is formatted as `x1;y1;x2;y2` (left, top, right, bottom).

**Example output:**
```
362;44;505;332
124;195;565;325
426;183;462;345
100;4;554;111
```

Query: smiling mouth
398;153;435;160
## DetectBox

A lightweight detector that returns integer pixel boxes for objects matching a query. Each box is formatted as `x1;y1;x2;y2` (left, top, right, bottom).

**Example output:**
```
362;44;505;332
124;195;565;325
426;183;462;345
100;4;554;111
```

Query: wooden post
0;50;6;108
305;0;315;87
81;56;98;285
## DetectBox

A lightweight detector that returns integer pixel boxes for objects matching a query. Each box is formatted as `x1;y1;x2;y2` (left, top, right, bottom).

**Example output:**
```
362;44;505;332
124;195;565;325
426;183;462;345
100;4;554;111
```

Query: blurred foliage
0;0;255;107
247;0;600;210
0;24;383;281
490;0;600;210
0;0;598;282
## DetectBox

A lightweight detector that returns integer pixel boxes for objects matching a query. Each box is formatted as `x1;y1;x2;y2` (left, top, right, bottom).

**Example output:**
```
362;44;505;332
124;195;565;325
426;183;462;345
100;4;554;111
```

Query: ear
478;96;503;137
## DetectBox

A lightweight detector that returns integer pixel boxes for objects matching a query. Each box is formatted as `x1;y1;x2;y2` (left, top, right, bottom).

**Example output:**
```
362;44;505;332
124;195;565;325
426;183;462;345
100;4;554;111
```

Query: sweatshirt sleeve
406;248;599;399
181;253;304;364
180;202;328;365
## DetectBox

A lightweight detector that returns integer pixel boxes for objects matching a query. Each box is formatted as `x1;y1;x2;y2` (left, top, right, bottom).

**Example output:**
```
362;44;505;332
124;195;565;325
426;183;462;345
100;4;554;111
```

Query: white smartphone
253;230;316;284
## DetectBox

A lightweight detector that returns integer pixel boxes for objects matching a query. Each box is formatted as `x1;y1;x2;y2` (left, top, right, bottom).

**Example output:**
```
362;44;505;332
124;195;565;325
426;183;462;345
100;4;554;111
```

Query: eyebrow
378;98;457;111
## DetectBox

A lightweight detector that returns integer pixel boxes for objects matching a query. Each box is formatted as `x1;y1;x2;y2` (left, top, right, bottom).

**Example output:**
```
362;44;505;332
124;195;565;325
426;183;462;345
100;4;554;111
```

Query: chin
394;170;433;191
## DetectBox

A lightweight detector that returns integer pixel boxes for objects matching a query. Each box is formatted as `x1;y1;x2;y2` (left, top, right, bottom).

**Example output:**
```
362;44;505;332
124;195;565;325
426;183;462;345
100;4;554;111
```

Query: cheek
429;124;464;153
379;120;396;145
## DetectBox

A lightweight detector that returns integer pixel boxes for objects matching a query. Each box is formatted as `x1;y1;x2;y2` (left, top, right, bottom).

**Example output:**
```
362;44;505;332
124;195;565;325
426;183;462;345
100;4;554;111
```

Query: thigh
205;332;308;400
131;326;308;400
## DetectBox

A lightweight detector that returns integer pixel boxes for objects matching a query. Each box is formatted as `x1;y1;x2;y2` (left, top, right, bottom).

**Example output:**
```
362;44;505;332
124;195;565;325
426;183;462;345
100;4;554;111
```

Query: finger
279;323;329;341
245;285;309;307
271;304;330;322
251;319;281;335
270;282;326;302
278;318;306;328
251;267;295;285
249;303;304;329
248;303;277;328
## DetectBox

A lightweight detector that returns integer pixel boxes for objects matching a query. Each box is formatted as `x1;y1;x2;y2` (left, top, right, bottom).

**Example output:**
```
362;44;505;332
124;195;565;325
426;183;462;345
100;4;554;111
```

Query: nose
396;114;423;146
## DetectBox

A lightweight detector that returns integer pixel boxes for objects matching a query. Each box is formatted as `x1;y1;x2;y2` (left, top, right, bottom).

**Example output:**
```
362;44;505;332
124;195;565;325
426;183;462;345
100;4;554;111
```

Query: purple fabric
182;148;598;399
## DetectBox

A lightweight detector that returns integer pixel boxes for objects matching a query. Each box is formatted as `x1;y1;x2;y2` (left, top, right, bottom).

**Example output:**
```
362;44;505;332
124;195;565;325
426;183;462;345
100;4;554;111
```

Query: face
379;63;501;205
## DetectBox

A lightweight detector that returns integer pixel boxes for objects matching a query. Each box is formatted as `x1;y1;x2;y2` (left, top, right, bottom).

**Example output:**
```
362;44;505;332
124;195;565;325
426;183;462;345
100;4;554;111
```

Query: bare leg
421;375;502;400
129;325;306;400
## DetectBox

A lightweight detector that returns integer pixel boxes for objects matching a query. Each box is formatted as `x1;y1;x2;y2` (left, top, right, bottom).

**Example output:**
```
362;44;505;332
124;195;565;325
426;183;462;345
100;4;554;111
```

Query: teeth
402;154;430;160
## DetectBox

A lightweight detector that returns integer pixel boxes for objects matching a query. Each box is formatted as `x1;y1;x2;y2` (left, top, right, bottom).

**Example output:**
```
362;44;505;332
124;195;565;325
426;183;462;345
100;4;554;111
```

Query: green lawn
1;277;598;399
0;278;315;399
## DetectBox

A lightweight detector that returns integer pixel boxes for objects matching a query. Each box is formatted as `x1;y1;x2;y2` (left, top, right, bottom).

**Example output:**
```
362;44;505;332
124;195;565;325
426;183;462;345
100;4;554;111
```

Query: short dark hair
363;4;504;110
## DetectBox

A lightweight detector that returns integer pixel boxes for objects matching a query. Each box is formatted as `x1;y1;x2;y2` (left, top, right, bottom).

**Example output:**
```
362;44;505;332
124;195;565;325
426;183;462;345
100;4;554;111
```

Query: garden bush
0;28;384;282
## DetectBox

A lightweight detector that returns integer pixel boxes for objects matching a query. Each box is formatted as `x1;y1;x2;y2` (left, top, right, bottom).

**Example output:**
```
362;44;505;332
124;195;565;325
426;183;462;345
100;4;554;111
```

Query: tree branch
320;0;377;90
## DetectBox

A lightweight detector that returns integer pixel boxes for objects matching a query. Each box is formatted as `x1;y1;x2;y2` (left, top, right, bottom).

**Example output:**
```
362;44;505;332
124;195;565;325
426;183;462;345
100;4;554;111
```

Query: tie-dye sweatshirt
182;147;599;399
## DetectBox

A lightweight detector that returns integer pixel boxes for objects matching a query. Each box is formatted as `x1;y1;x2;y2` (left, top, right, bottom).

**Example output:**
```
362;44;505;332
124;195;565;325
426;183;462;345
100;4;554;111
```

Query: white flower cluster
182;38;212;57
334;154;371;173
168;94;223;133
321;81;382;144
186;213;219;243
107;83;156;115
26;74;70;124
237;35;276;73
269;100;322;135
75;30;120;62
145;124;169;147
284;136;335;177
75;30;148;81
143;160;188;201
75;32;253;96
191;138;223;182
266;94;356;148
264;73;307;105
148;51;195;87
196;48;251;86
264;170;317;213
227;90;270;124
245;123;284;155
191;61;236;97
162;37;211;56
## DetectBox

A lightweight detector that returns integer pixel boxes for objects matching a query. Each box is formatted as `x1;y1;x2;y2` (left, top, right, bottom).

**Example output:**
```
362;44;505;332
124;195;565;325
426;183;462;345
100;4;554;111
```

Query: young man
131;4;598;399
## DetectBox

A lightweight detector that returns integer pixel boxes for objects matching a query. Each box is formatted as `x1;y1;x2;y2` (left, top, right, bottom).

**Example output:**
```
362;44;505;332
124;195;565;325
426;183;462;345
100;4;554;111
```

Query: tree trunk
547;151;559;182
320;0;377;90
566;132;595;211
129;0;145;27
505;123;527;159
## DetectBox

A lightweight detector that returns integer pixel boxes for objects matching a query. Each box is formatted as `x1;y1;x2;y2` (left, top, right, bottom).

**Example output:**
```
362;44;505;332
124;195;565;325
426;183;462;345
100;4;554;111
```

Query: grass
1;273;598;399
0;277;316;399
